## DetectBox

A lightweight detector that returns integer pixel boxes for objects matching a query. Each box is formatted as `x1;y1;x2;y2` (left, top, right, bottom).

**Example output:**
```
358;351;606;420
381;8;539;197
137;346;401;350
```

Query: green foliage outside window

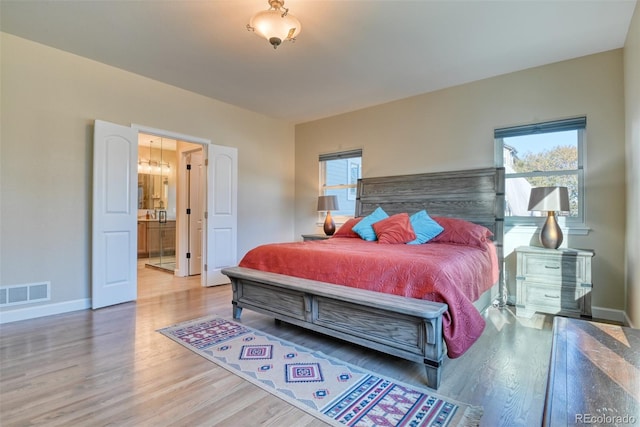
511;145;579;216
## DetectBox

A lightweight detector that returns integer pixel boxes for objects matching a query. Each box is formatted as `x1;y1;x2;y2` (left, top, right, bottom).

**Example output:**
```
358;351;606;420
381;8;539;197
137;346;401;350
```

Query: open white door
92;120;138;308
205;144;238;286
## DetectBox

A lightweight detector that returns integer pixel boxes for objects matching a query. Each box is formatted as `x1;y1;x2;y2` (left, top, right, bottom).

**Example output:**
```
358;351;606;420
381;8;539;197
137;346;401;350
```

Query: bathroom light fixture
247;0;301;49
138;139;171;175
138;159;170;175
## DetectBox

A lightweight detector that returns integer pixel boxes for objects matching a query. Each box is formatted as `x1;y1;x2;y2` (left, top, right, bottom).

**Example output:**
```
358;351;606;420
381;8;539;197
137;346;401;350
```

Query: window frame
318;149;362;224
494;117;587;230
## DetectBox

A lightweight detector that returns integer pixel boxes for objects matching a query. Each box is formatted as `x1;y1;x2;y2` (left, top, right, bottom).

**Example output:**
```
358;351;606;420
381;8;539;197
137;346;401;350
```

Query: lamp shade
317;195;338;211
527;187;570;212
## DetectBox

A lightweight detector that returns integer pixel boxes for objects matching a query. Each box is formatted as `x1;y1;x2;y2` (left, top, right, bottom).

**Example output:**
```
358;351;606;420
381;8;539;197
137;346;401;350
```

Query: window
319;149;362;221
495;117;586;226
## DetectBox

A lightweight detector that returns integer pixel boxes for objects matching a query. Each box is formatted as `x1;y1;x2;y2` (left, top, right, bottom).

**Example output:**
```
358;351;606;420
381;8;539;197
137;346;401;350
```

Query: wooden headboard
355;167;504;235
355;167;505;273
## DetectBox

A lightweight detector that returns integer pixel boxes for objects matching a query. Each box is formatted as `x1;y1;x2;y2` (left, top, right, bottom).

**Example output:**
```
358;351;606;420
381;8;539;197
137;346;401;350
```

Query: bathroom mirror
137;136;177;217
138;174;169;210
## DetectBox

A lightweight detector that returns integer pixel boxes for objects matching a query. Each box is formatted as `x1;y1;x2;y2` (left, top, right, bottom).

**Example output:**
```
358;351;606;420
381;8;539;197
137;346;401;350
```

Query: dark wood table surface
544;316;639;426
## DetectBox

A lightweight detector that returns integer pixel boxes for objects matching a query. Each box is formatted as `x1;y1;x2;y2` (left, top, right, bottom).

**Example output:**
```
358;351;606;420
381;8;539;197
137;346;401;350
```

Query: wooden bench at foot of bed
222;266;448;390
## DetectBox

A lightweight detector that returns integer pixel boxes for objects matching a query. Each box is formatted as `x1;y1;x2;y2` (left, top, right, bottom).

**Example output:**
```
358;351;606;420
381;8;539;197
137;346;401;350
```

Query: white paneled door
92;120;138;309
206;144;238;286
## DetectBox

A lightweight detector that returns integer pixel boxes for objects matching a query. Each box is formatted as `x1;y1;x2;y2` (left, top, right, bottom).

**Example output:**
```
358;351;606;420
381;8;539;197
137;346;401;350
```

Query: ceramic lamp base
540;211;563;249
323;211;335;236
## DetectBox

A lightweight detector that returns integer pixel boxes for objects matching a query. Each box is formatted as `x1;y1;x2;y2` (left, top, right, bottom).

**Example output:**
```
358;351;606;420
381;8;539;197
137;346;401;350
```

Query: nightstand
515;246;594;318
301;234;330;241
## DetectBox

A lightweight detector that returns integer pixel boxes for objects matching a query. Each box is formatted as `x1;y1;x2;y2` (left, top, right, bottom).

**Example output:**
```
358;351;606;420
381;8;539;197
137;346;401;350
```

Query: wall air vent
0;282;50;307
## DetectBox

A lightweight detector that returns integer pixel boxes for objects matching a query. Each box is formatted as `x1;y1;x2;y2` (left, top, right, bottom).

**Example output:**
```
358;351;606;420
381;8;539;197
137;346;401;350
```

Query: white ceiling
1;0;636;124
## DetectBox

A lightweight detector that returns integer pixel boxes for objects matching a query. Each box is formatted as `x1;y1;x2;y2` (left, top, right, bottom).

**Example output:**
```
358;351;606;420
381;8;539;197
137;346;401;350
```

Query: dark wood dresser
544;316;639;426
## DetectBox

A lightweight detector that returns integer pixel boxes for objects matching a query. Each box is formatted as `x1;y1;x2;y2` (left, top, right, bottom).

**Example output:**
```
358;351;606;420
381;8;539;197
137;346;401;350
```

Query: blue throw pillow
407;210;444;244
352;207;389;241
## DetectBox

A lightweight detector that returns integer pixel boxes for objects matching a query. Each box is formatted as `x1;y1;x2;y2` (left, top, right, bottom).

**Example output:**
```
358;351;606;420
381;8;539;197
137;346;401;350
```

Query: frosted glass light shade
249;7;301;48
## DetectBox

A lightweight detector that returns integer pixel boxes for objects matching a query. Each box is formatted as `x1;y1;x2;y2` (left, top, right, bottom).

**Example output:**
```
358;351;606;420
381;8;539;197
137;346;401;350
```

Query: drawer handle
544;294;560;299
544;265;560;270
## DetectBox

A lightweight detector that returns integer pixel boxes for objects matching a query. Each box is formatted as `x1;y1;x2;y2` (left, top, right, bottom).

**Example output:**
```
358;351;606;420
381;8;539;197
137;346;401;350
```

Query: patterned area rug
158;316;482;427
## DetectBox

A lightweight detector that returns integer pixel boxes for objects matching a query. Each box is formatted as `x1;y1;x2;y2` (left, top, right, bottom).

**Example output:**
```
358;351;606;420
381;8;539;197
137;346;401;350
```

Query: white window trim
318;149;362;224
495;120;587;231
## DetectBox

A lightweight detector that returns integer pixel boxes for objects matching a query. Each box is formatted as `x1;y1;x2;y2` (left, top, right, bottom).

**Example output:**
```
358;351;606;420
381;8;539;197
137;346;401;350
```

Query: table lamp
528;186;570;249
317;195;339;236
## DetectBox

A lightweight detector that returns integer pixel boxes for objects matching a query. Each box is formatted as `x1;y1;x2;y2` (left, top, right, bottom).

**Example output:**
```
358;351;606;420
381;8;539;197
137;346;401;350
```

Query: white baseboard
502;298;628;325
0;299;91;324
0;298;630;328
590;306;628;325
624;312;636;329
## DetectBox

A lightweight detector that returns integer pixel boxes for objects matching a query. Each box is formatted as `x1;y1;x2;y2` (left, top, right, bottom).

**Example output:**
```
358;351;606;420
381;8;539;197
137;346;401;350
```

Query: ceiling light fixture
247;0;301;49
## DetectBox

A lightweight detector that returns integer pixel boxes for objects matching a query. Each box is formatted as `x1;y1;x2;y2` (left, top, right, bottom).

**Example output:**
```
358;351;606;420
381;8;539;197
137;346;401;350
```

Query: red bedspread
239;238;499;358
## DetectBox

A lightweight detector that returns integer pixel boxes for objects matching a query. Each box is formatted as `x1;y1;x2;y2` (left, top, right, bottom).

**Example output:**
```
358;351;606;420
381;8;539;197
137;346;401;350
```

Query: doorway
92;120;238;309
137;134;178;273
137;133;204;278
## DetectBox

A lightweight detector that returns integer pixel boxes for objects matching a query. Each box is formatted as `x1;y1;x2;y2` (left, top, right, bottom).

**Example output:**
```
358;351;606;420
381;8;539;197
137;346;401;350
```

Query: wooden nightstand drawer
520;253;588;284
524;282;586;314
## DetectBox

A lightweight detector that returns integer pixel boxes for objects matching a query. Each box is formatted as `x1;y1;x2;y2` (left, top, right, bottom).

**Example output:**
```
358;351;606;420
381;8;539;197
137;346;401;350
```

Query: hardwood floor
1;266;555;426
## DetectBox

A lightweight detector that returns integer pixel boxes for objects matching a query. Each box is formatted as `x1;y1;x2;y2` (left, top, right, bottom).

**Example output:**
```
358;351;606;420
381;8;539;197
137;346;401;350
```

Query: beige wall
296;50;627;321
0;33;295;317
624;4;640;328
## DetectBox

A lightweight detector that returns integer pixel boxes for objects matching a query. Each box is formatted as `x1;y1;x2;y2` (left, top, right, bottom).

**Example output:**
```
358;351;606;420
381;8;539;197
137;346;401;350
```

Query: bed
222;167;505;389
